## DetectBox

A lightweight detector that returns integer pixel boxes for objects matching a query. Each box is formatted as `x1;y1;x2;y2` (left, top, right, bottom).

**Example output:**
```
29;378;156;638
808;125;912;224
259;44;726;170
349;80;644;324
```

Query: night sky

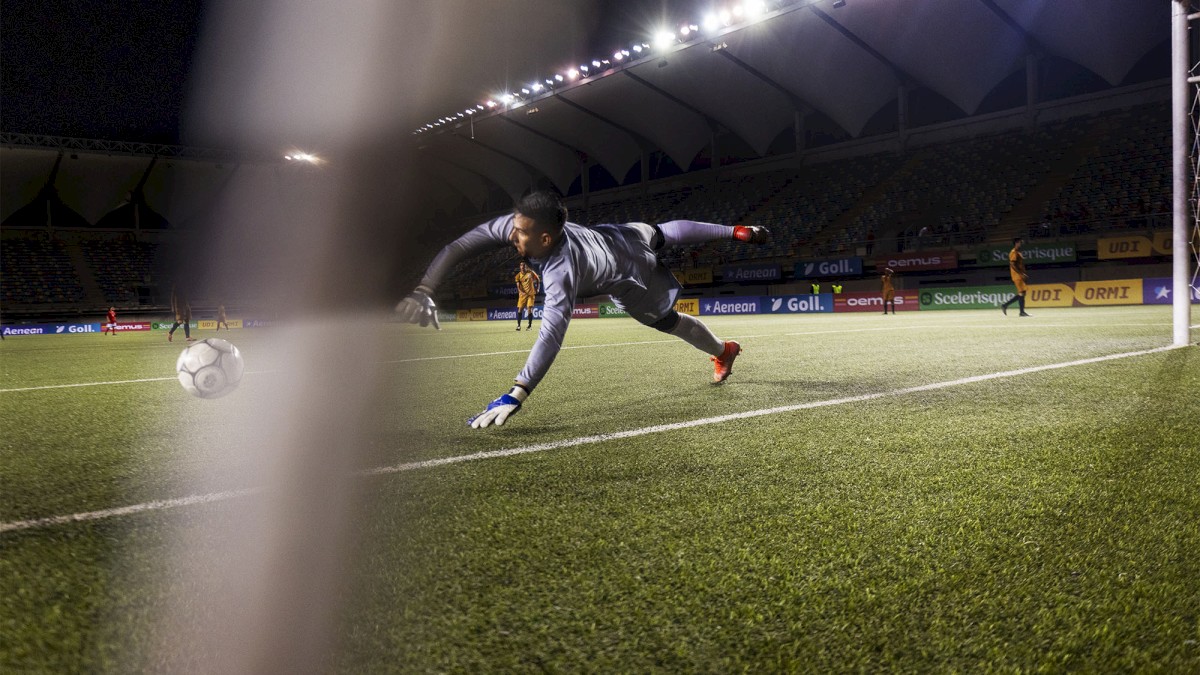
2;0;697;146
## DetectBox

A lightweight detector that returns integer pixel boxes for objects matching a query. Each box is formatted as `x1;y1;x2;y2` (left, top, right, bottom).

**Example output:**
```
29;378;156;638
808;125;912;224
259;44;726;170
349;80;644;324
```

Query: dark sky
1;0;699;146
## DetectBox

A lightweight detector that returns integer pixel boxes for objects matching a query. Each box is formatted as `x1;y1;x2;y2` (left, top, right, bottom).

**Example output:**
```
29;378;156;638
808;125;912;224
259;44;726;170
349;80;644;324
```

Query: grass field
2;305;1199;672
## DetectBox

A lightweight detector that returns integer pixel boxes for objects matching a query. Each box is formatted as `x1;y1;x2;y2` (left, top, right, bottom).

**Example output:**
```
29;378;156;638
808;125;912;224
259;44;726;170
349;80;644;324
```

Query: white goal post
1172;0;1199;345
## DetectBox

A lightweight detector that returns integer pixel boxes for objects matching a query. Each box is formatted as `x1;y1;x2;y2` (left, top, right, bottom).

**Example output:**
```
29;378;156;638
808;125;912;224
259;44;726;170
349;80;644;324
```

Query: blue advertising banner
763;294;834;314
487;307;544;321
793;257;863;279
700;297;762;315
1;322;102;336
720;264;781;283
1142;277;1200;304
488;285;520;299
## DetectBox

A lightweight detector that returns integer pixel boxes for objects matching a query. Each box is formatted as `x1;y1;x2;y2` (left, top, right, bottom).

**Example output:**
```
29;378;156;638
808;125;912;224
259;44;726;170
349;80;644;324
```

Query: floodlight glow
720;9;732;24
555;74;564;82
746;1;766;18
521;88;530;94
532;84;543;92
613;51;624;61
568;68;579;79
501;93;513;102
486;100;497;107
632;44;643;52
733;5;745;18
680;25;691;36
592;60;601;67
703;13;719;31
653;30;674;50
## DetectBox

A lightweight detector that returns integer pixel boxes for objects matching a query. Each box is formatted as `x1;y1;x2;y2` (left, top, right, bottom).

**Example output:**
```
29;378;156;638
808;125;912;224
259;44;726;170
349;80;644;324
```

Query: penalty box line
0;343;1187;535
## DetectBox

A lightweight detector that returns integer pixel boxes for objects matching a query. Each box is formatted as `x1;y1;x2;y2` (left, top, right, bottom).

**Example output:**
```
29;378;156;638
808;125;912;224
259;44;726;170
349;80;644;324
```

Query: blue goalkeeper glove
468;385;529;429
395;285;441;330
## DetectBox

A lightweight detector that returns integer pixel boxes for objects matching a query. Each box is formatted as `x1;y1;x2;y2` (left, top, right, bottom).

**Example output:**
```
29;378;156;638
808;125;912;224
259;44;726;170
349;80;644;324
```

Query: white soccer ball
176;338;245;399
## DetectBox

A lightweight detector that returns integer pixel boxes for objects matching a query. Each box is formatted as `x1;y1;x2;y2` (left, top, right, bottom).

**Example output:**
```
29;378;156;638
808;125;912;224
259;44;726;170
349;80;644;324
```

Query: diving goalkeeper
396;191;769;429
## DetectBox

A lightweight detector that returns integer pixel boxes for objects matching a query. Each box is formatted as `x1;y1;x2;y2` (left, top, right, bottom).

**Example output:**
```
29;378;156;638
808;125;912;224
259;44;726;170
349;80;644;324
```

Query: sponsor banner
0;323;102;336
833;291;920;312
1097;235;1157;260
794;257;863;279
242;319;273;328
111;322;152;332
1073;279;1143;306
1027;284;1075;308
599;302;628;318
764;294;834;314
976;243;1077;266
1142;277;1200;304
919;286;1012;310
152;321;199;330
457;308;488;321
673;267;714;285
488;284;520;299
195;319;243;330
488;306;545;321
675;298;699;316
436;310;457;323
700;296;762;315
721;263;781;282
875;251;958;271
572;303;599;319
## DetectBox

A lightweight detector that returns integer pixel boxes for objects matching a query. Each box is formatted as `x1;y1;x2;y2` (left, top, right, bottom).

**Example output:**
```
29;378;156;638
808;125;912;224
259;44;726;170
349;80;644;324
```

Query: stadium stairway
65;241;107;308
992;116;1115;242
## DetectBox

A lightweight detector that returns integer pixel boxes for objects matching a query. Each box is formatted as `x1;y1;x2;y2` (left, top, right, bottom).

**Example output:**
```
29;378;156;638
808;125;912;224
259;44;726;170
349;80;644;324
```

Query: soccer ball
176;338;245;399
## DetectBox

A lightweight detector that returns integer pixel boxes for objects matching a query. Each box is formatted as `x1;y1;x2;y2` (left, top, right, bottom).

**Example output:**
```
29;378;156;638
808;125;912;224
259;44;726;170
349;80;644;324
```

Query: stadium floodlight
746;1;766;19
680;25;691;36
531;83;542;92
578;64;589;73
567;68;579;79
632;44;643;53
476;104;485;110
521;87;530;94
500;93;513;103
720;9;732;25
614;51;624;61
703;13;720;31
653;30;675;50
555;73;564;82
545;78;554;85
733;4;745;18
486;100;497;108
592;59;601;68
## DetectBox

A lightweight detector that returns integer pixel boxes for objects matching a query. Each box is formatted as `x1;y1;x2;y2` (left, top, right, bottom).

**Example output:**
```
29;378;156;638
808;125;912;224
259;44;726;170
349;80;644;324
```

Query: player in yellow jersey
514;261;541;330
1000;237;1031;317
881;267;895;315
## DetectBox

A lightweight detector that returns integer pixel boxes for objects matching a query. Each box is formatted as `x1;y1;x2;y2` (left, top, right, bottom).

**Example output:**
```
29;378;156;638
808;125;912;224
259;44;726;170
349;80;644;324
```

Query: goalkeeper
395;191;769;429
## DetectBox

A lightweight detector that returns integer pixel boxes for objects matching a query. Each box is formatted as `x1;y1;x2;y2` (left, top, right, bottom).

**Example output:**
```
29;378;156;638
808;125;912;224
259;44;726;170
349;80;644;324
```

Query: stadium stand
0;236;86;305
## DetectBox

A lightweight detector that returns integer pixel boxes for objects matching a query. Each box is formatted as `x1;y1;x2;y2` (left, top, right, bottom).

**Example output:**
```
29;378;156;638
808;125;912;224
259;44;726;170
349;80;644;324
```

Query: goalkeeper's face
510;214;555;259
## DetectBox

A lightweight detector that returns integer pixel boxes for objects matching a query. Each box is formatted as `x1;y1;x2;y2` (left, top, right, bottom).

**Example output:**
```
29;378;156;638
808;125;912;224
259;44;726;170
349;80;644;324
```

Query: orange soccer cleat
710;340;741;384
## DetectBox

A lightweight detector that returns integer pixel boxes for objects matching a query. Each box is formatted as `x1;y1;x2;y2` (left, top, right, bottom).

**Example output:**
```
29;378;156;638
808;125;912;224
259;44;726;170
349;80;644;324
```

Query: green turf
2;307;1198;672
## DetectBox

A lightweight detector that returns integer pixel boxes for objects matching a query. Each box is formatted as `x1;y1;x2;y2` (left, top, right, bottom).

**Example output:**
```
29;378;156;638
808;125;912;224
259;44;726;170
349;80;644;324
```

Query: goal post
1172;0;1198;346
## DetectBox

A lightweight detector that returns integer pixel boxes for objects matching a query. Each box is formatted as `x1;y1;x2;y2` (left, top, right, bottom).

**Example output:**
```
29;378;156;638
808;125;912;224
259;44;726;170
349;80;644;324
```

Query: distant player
103;306;118;335
215;304;230;331
395;190;770;428
881;267;895;315
1000;237;1032;317
514;261;540;331
168;287;195;342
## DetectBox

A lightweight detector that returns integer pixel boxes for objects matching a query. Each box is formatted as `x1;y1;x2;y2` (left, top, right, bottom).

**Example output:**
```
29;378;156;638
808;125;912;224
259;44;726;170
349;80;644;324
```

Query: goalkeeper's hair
515;190;567;233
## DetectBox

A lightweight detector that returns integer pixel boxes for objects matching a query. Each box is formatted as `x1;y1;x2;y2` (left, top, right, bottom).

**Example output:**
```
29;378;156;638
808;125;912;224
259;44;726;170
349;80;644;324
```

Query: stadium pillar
1171;0;1192;346
1024;52;1039;130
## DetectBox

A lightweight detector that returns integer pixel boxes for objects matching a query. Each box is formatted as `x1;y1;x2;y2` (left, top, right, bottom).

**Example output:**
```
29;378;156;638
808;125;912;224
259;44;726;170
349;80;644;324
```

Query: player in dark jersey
396;191;770;428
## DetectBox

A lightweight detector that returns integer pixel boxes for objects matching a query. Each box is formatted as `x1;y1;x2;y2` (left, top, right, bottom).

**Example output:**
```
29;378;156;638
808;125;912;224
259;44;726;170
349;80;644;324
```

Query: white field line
0;343;1187;535
0;370;276;393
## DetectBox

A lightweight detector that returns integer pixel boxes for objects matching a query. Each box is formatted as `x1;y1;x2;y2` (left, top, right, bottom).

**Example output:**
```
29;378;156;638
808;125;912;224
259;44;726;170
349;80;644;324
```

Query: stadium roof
414;0;1165;207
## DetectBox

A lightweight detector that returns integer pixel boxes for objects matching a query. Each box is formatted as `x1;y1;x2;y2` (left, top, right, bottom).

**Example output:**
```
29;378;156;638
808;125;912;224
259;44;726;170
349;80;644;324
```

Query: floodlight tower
1172;0;1199;345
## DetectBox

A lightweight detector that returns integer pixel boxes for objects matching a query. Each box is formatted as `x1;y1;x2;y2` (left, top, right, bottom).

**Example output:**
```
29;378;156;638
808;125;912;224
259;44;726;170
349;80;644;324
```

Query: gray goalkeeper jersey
419;214;683;391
